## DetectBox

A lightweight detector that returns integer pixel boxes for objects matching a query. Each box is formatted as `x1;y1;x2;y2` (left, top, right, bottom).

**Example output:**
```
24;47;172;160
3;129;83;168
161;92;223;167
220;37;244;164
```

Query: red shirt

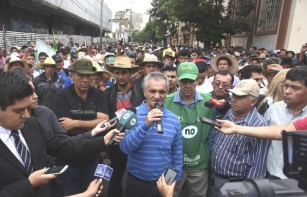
293;117;307;130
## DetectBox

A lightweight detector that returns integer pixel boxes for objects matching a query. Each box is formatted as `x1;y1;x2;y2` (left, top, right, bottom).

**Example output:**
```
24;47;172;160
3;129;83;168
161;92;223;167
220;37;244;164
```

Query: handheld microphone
94;159;113;181
101;107;136;128
107;109;138;145
154;103;163;134
204;98;225;109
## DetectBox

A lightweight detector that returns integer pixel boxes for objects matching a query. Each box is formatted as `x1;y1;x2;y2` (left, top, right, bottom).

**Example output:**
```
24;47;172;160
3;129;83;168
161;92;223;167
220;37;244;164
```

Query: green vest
164;92;213;170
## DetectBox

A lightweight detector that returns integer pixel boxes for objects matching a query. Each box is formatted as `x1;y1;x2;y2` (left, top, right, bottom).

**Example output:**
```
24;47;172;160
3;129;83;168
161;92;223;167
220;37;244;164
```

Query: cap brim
138;61;164;68
38;63;58;69
74;70;96;74
228;89;249;96
8;60;26;68
264;69;281;75
106;64;139;73
178;73;198;81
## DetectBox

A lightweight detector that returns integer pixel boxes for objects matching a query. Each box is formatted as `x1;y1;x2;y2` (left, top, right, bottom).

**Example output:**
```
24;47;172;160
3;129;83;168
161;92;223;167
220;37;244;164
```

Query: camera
217;131;307;197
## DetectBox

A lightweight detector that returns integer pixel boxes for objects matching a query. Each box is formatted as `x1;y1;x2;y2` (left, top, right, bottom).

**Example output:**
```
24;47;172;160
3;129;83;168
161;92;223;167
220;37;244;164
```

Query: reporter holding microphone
0;71;125;197
119;72;183;197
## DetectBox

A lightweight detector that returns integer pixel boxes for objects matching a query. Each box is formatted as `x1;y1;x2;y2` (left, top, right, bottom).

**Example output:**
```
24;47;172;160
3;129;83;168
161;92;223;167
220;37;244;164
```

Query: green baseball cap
177;62;199;81
68;58;97;74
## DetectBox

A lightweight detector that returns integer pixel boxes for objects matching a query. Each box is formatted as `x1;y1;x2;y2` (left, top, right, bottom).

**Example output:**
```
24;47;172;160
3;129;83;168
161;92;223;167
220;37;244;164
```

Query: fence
0;30;110;51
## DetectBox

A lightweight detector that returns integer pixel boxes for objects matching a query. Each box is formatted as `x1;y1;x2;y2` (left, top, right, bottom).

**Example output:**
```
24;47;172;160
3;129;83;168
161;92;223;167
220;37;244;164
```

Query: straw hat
210;54;239;74
106;56;139;73
263;64;284;76
163;48;175;59
38;57;60;69
92;61;111;78
76;47;92;56
137;53;163;68
8;56;27;70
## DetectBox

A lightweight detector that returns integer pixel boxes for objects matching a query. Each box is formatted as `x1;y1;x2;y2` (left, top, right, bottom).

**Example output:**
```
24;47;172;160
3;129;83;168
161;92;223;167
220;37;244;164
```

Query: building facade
110;9;143;43
228;0;307;51
0;0;112;49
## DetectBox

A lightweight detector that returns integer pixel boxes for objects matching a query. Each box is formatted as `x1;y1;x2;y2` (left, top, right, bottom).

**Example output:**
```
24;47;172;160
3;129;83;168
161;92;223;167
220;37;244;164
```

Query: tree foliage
148;0;255;46
134;19;167;43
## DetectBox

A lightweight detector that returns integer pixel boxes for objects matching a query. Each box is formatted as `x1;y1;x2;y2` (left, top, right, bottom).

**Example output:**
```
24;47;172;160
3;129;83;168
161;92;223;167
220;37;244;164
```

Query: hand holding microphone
100;108;130;128
154;103;163;134
91;120;117;137
204;98;226;109
107;109;138;145
145;103;163;134
93;159;113;196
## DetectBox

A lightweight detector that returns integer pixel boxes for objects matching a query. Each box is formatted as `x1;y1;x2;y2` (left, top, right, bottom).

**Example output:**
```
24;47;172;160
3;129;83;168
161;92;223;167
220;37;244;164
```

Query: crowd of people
0;39;307;197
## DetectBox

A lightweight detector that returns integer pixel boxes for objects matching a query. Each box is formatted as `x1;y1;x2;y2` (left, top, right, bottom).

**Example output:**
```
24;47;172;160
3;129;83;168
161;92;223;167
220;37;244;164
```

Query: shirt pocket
228;138;251;159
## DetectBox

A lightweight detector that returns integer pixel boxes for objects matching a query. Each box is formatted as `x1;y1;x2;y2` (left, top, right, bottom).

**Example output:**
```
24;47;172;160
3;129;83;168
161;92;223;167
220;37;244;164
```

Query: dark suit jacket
0;117;106;197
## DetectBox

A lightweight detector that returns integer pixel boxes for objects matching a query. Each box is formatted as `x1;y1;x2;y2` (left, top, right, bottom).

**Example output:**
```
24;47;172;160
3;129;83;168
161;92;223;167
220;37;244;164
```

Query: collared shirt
53;85;109;135
208;75;240;86
196;77;213;94
211;107;270;178
164;91;213;170
173;90;202;106
265;101;307;179
119;101;183;181
0;127;30;166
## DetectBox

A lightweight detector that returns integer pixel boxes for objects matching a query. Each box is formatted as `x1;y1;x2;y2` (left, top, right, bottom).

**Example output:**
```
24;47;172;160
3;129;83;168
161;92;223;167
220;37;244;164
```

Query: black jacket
105;81;143;119
0;117;106;197
33;72;64;109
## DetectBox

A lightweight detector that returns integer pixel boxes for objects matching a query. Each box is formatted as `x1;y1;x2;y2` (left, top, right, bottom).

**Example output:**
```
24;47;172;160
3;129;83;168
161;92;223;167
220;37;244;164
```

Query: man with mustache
119;72;182;197
52;58;109;196
104;56;142;197
209;79;270;196
263;66;307;180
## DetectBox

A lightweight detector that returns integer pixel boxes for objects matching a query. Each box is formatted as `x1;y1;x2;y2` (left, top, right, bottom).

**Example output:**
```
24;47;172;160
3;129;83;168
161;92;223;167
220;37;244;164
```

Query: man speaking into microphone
119;72;183;197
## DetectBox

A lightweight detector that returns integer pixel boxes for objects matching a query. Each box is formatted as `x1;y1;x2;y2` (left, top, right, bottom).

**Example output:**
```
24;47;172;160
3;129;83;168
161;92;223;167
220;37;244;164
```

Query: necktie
10;130;34;173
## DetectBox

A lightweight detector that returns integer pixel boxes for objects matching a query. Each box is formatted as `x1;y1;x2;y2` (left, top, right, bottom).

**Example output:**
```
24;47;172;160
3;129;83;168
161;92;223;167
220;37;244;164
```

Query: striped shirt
211;107;270;178
119;101;183;181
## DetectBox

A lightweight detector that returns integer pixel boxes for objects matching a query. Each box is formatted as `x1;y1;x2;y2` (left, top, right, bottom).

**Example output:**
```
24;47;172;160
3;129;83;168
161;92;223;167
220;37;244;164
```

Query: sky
104;0;152;28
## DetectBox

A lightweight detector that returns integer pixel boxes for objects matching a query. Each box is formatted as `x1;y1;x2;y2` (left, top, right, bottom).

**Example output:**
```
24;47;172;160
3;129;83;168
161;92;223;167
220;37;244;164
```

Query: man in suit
0;71;120;197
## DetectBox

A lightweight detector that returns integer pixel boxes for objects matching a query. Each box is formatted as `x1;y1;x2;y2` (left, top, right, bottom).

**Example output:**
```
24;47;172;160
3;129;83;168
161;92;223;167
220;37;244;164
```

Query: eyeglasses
213;81;231;89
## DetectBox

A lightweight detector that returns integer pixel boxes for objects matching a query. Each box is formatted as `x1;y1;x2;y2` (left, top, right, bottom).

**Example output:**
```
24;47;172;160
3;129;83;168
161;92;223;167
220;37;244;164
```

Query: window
257;0;282;32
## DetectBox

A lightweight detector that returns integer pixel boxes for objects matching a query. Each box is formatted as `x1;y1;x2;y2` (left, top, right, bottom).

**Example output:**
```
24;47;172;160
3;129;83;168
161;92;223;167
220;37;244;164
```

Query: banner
35;39;56;65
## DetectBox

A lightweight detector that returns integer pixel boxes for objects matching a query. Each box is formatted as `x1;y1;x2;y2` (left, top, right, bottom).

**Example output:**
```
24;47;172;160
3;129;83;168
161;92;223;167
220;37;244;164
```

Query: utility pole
2;24;7;52
100;0;104;49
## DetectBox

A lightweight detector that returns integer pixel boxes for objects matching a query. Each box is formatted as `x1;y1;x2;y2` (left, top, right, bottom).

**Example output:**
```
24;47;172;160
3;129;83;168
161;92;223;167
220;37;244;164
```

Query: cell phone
201;117;221;128
164;167;178;185
44;165;68;175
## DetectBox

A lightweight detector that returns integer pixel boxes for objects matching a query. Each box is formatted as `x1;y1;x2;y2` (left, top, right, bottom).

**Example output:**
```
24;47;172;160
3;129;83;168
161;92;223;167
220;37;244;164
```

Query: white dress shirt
0;126;30;167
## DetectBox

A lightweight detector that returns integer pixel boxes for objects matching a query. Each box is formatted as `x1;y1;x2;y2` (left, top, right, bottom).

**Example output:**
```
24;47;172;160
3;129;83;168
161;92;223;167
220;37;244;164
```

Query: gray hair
143;71;169;91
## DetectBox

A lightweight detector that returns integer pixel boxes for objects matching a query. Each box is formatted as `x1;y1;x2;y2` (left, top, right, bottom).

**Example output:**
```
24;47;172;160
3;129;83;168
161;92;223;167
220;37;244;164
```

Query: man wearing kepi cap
209;79;270;196
52;58;109;196
164;62;213;197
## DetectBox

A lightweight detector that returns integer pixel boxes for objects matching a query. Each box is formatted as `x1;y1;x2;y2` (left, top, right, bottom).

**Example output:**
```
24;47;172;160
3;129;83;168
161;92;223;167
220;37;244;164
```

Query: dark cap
71;52;77;59
52;55;63;63
68;58;97;74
